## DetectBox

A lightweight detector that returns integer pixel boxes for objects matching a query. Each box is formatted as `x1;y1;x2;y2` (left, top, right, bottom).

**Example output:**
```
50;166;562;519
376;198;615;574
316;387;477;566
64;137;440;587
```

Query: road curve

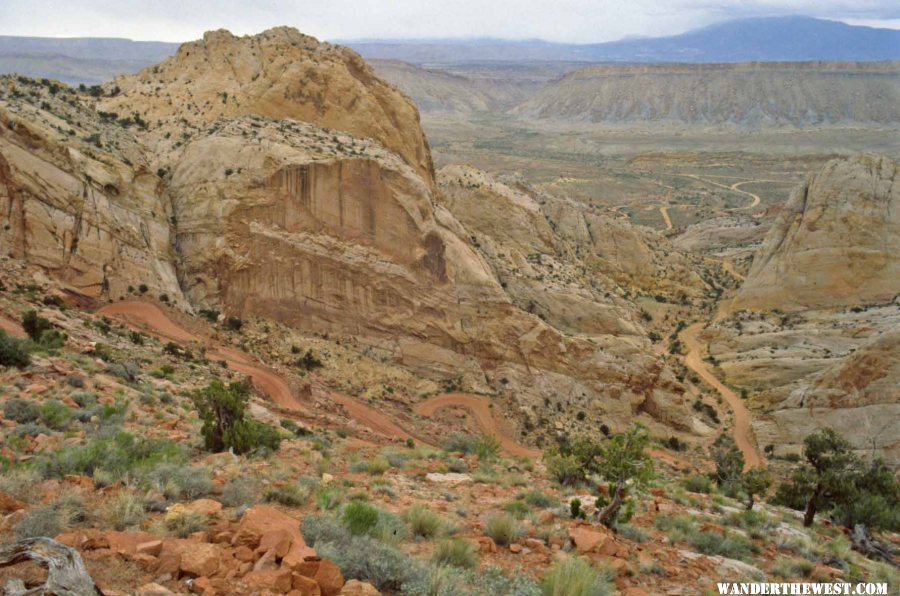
97;301;302;412
414;393;542;459
679;322;763;469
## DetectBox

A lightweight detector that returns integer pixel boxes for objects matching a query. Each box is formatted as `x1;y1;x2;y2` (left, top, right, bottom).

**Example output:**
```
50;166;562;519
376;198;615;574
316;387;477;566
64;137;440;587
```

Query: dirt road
680;322;763;468
414;393;542;459
98;301;302;412
659;206;673;230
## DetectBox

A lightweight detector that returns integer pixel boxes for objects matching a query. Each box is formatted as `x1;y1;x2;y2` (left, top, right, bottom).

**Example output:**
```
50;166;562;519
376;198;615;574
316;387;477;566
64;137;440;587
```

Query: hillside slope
513;62;900;127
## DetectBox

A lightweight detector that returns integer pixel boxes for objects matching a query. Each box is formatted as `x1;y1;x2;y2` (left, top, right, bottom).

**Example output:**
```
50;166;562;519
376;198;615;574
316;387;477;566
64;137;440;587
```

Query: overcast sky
1;0;899;43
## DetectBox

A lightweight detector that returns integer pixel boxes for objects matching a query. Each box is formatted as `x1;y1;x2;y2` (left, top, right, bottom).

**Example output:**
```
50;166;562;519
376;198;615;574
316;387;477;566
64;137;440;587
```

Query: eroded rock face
732;154;899;312
100;27;435;187
0;29;701;440
0;84;183;304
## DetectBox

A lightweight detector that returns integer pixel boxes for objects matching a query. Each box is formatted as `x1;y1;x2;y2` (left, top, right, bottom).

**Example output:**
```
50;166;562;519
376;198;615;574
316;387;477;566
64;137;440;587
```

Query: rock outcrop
0;28;704;440
731;154;899;312
0;77;183;304
100;27;435;186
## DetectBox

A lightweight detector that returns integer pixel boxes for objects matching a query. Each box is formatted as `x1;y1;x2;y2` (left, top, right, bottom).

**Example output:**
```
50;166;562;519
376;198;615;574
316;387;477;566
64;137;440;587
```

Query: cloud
1;0;898;43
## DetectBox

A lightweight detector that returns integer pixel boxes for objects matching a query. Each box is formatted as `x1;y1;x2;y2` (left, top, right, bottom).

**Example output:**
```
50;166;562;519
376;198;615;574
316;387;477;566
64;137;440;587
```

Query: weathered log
0;537;99;595
851;524;898;567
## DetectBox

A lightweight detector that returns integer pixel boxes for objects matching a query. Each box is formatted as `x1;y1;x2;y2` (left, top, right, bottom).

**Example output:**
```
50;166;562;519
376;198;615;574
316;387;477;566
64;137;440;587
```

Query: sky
1;0;899;44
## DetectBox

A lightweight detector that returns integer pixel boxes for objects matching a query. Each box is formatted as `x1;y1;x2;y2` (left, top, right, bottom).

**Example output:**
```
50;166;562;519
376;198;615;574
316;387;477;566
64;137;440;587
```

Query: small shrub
342;501;380;536
546;453;582;486
503;500;530;519
367;456;390;476
616;524;649;543
683;474;713;494
222;477;259;508
541;557;611;596
474;434;501;460
301;515;426;592
570;498;585;520
484;512;520;546
165;509;208;538
0;332;31;368
522;490;554;508
154;464;213;500
315;485;345;511
21;310;52;342
3;398;40;423
224;316;243;331
104;492;146;530
16;505;63;539
771;557;814;580
40;400;72;430
443;433;475;454
433;538;478;569
265;483;311;507
404;504;443;538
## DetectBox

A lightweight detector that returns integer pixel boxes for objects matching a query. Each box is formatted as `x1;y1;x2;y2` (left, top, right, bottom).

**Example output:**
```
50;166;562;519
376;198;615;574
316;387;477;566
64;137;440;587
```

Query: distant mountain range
349;17;900;64
0;16;897;86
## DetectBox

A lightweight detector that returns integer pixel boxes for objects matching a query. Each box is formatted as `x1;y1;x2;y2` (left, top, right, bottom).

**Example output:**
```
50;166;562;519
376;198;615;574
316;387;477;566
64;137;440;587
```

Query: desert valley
0;10;897;596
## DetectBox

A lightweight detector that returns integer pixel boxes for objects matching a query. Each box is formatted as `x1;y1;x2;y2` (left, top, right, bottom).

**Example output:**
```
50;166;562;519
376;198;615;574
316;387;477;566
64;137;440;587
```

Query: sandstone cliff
100;27;435;186
0;76;183;304
0;29;704;442
731;154;899;312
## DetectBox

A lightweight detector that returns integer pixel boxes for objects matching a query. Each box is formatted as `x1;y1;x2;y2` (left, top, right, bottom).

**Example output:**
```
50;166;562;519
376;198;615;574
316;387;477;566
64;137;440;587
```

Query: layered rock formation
0;29;705;441
704;155;900;463
100;27;434;186
514;62;900;127
0;77;183;304
731;154;899;312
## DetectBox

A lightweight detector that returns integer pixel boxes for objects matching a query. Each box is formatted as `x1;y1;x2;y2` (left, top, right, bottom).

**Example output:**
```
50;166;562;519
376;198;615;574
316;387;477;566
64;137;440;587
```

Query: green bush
771;557;814;580
443;433;475;454
35;431;186;481
40;400;72;430
265;483;311;507
683;474;713;494
221;477;259;508
404;504;443;539
503;499;531;519
3;398;40;423
191;379;280;454
0;331;31;368
367;456;390;476
432;538;478;569
301;514;426;592
541;557;611;596
153;464;213;500
342;501;380;536
15;505;63;539
165;509;208;538
545;453;583;486
21;310;52;342
404;565;541;596
522;490;554;508
315;485;345;511
484;512;521;546
103;492;146;530
474;434;501;460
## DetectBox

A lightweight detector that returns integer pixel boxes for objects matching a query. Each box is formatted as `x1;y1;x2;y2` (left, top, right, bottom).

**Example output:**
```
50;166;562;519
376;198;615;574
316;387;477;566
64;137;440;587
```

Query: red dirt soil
414;393;541;459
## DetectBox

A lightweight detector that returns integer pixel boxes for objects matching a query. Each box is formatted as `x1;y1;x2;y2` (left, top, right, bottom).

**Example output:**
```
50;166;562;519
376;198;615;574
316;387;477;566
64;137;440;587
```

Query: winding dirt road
98;301;302;413
681;174;764;211
679;322;763;469
414;393;541;458
97;301;537;456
